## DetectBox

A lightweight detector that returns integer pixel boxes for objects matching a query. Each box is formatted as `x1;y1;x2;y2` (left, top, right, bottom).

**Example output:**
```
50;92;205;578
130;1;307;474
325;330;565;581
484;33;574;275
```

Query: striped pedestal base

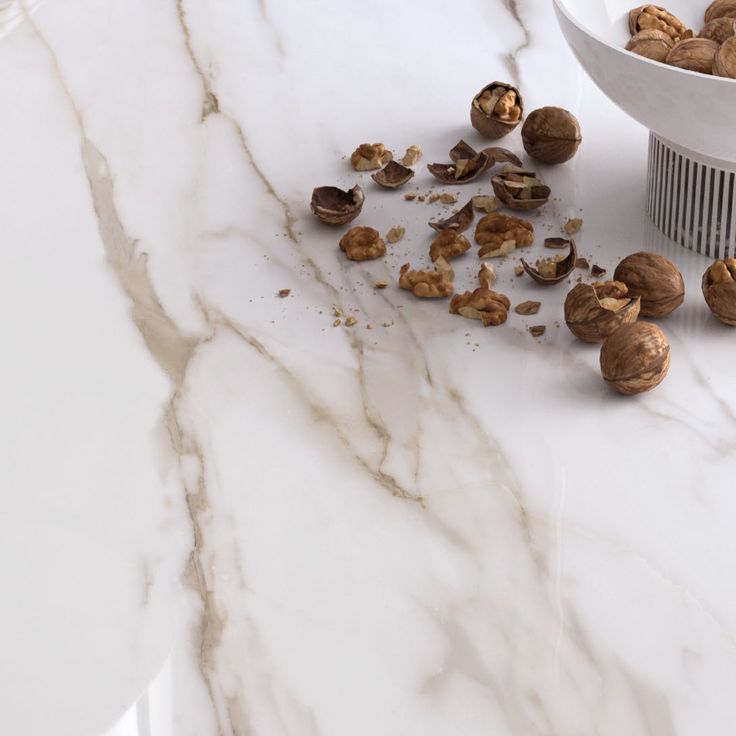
647;133;736;260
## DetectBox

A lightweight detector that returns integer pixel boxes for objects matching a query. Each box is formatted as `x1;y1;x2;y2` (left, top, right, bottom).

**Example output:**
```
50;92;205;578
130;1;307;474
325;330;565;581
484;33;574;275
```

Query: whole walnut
600;322;670;395
449;288;511;326
699;16;736;43
705;0;736;23
626;29;674;61
339;227;386;261
564;281;641;343
666;38;718;74
429;230;471;262
613;252;684;317
629;5;691;41
714;36;736;77
521;107;582;165
702;259;736;325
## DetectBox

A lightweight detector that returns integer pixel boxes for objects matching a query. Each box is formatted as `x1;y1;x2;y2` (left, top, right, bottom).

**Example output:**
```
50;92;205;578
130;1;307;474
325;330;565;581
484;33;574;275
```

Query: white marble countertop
3;0;736;734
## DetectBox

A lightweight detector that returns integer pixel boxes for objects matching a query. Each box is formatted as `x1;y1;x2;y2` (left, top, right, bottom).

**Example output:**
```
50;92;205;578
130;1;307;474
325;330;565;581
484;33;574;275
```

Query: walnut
629;5;691;42
478;263;497;289
310;185;365;225
522;241;577;284
350;143;392;171
563;218;583;235
401;145;423;166
705;1;736;23
564;281;641;343
492;169;551;210
277;289;291;298
439;193;458;204
702;259;736;325
475;212;534;258
529;325;546;337
699;17;736;43
600;322;670;395
515;300;541;315
613;252;684;317
386;226;405;244
450;288;511;326
399;257;454;298
339;227;387;261
521;107;582;165
471;82;524;139
472;195;501;213
714;36;736;76
626;29;675;61
666;38;718;74
429;230;470;262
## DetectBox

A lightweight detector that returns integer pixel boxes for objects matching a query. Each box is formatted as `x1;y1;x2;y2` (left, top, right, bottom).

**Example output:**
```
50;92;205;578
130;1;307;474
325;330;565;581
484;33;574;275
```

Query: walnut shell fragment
545;237;572;249
449;140;522;169
399;257;454;298
430;230;471;262
310;185;365;225
371;160;415;189
600;322;670;395
339;226;386;261
515;300;541;315
705;1;736;23
492;169;551;211
613;252;684;317
629;5;691;42
350;143;392;171
522;240;577;285
450;288;511;326
471;82;524;140
564;281;641;343
428;152;490;184
429;200;475;233
476;212;534;258
702;258;736;325
626;29;675;61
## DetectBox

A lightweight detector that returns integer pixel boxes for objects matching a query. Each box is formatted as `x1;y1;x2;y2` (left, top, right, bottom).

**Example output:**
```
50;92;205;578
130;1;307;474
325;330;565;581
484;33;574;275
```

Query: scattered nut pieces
613;252;684;317
522;241;577;284
478;263;497;289
492;169;551;210
471;82;524;139
339;226;387;261
429;200;475;233
374;281;388;289
277;289;291;297
545;237;572;249
372;160;415;189
576;257;590;270
564;281;641;343
450;288;511;326
310;185;365;225
404;192;418;201
399;257;454;298
401;145;423;166
515;300;541;315
563;218;583;235
591;264;607;278
529;325;546;337
514;263;525;276
522;107;582;165
386;226;406;244
702;258;736;324
430;230;471;262
472;195;502;213
440;193;458;204
476;212;534;259
629;5;691;42
350;143;392;171
344;316;357;327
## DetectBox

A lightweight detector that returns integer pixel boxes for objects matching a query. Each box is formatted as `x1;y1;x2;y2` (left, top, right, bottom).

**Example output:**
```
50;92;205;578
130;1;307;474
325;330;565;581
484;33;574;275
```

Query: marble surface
3;0;736;734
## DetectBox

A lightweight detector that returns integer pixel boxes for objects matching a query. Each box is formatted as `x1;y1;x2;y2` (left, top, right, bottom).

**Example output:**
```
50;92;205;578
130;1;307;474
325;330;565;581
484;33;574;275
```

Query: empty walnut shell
371;160;414;189
564;281;641;343
714;36;736;76
629;5;691;41
626;29;675;62
702;259;736;325
449;288;511;326
666;37;718;74
429;200;475;233
522;240;577;285
705;0;736;23
613;252;685;317
470;82;524;140
600;322;670;395
521;107;582;165
699;16;736;42
492;169;551;211
310;185;365;225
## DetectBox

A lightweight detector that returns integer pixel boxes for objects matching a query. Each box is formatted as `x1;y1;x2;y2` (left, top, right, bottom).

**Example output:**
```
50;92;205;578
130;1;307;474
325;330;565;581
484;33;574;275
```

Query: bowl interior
557;0;705;45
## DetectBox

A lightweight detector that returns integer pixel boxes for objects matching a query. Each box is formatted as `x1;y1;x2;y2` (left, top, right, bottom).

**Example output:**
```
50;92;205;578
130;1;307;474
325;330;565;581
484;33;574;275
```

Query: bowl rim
552;0;736;86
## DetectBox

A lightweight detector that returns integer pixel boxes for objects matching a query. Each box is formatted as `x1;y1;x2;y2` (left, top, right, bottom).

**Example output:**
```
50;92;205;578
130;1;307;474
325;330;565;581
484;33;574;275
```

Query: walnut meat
521;107;582;165
629;5;691;41
429;230;470;262
626;29;675;61
350;143;392;171
564;281;641;343
399;258;454;298
475;212;534;258
600;322;670;395
613;252;685;317
450;288;511;326
702;259;736;325
666;38;718;73
339;227;386;261
471;82;524;140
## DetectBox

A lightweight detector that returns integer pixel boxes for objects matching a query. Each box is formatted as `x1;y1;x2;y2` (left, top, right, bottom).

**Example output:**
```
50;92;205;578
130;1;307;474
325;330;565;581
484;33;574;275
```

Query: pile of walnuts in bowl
626;2;736;76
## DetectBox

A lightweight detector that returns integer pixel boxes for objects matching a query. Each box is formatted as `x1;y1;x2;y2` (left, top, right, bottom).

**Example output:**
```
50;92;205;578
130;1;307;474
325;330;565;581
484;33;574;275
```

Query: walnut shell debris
350;143;392;171
429;230;471;262
545;237;572;249
629;5;691;42
600;322;670;395
491;169;551;211
705;0;736;23
399;257;454;298
666;37;718;73
450;288;511;326
310;185;365;225
564;281;641;343
429;200;475;233
521;107;582;165
470;82;524;139
702;259;736;325
591;264;607;278
515;300;541;315
626;29;675;61
339;226;386;261
613;252;684;317
372;160;415;189
699;16;736;42
522;240;577;285
476;212;534;258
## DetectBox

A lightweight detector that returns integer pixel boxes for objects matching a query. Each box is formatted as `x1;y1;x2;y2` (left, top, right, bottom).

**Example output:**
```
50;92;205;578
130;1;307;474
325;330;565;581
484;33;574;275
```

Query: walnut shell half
470;82;524;140
492;169;551;211
702;259;736;325
600;322;670;395
371;160;414;189
613;251;684;317
522;240;577;285
310;185;365;225
564;281;641;343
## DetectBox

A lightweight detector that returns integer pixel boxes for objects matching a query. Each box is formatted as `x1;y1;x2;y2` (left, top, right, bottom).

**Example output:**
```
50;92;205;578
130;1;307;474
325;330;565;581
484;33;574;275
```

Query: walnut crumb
345;316;357;327
366;323;373;330
333;319;342;327
418;195;426;202
591;264;606;277
374;281;388;289
529;325;546;337
564;218;583;235
277;289;291;297
386;226;405;244
428;193;440;203
440;193;458;204
404;192;417;201
333;307;342;317
514;263;524;276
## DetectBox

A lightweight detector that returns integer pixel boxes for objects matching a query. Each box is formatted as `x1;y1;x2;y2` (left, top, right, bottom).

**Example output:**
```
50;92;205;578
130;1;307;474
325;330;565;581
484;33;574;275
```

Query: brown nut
429;230;471;262
714;36;736;76
521;107;582;165
491;169;551;211
429;200;475;234
705;0;736;23
522;240;577;285
311;185;365;226
600;322;670;395
371;160;414;189
702;258;736;325
629;5;691;41
613;252;685;317
699;16;736;42
399;257;454;298
626;28;675;61
475;212;534;258
470;82;524;140
564;280;641;343
350;143;392;171
666;37;718;74
450;288;511;326
339;226;386;261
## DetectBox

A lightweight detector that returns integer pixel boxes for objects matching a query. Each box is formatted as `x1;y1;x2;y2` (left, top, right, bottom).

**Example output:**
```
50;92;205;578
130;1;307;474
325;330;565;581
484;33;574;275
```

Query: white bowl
553;0;736;163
